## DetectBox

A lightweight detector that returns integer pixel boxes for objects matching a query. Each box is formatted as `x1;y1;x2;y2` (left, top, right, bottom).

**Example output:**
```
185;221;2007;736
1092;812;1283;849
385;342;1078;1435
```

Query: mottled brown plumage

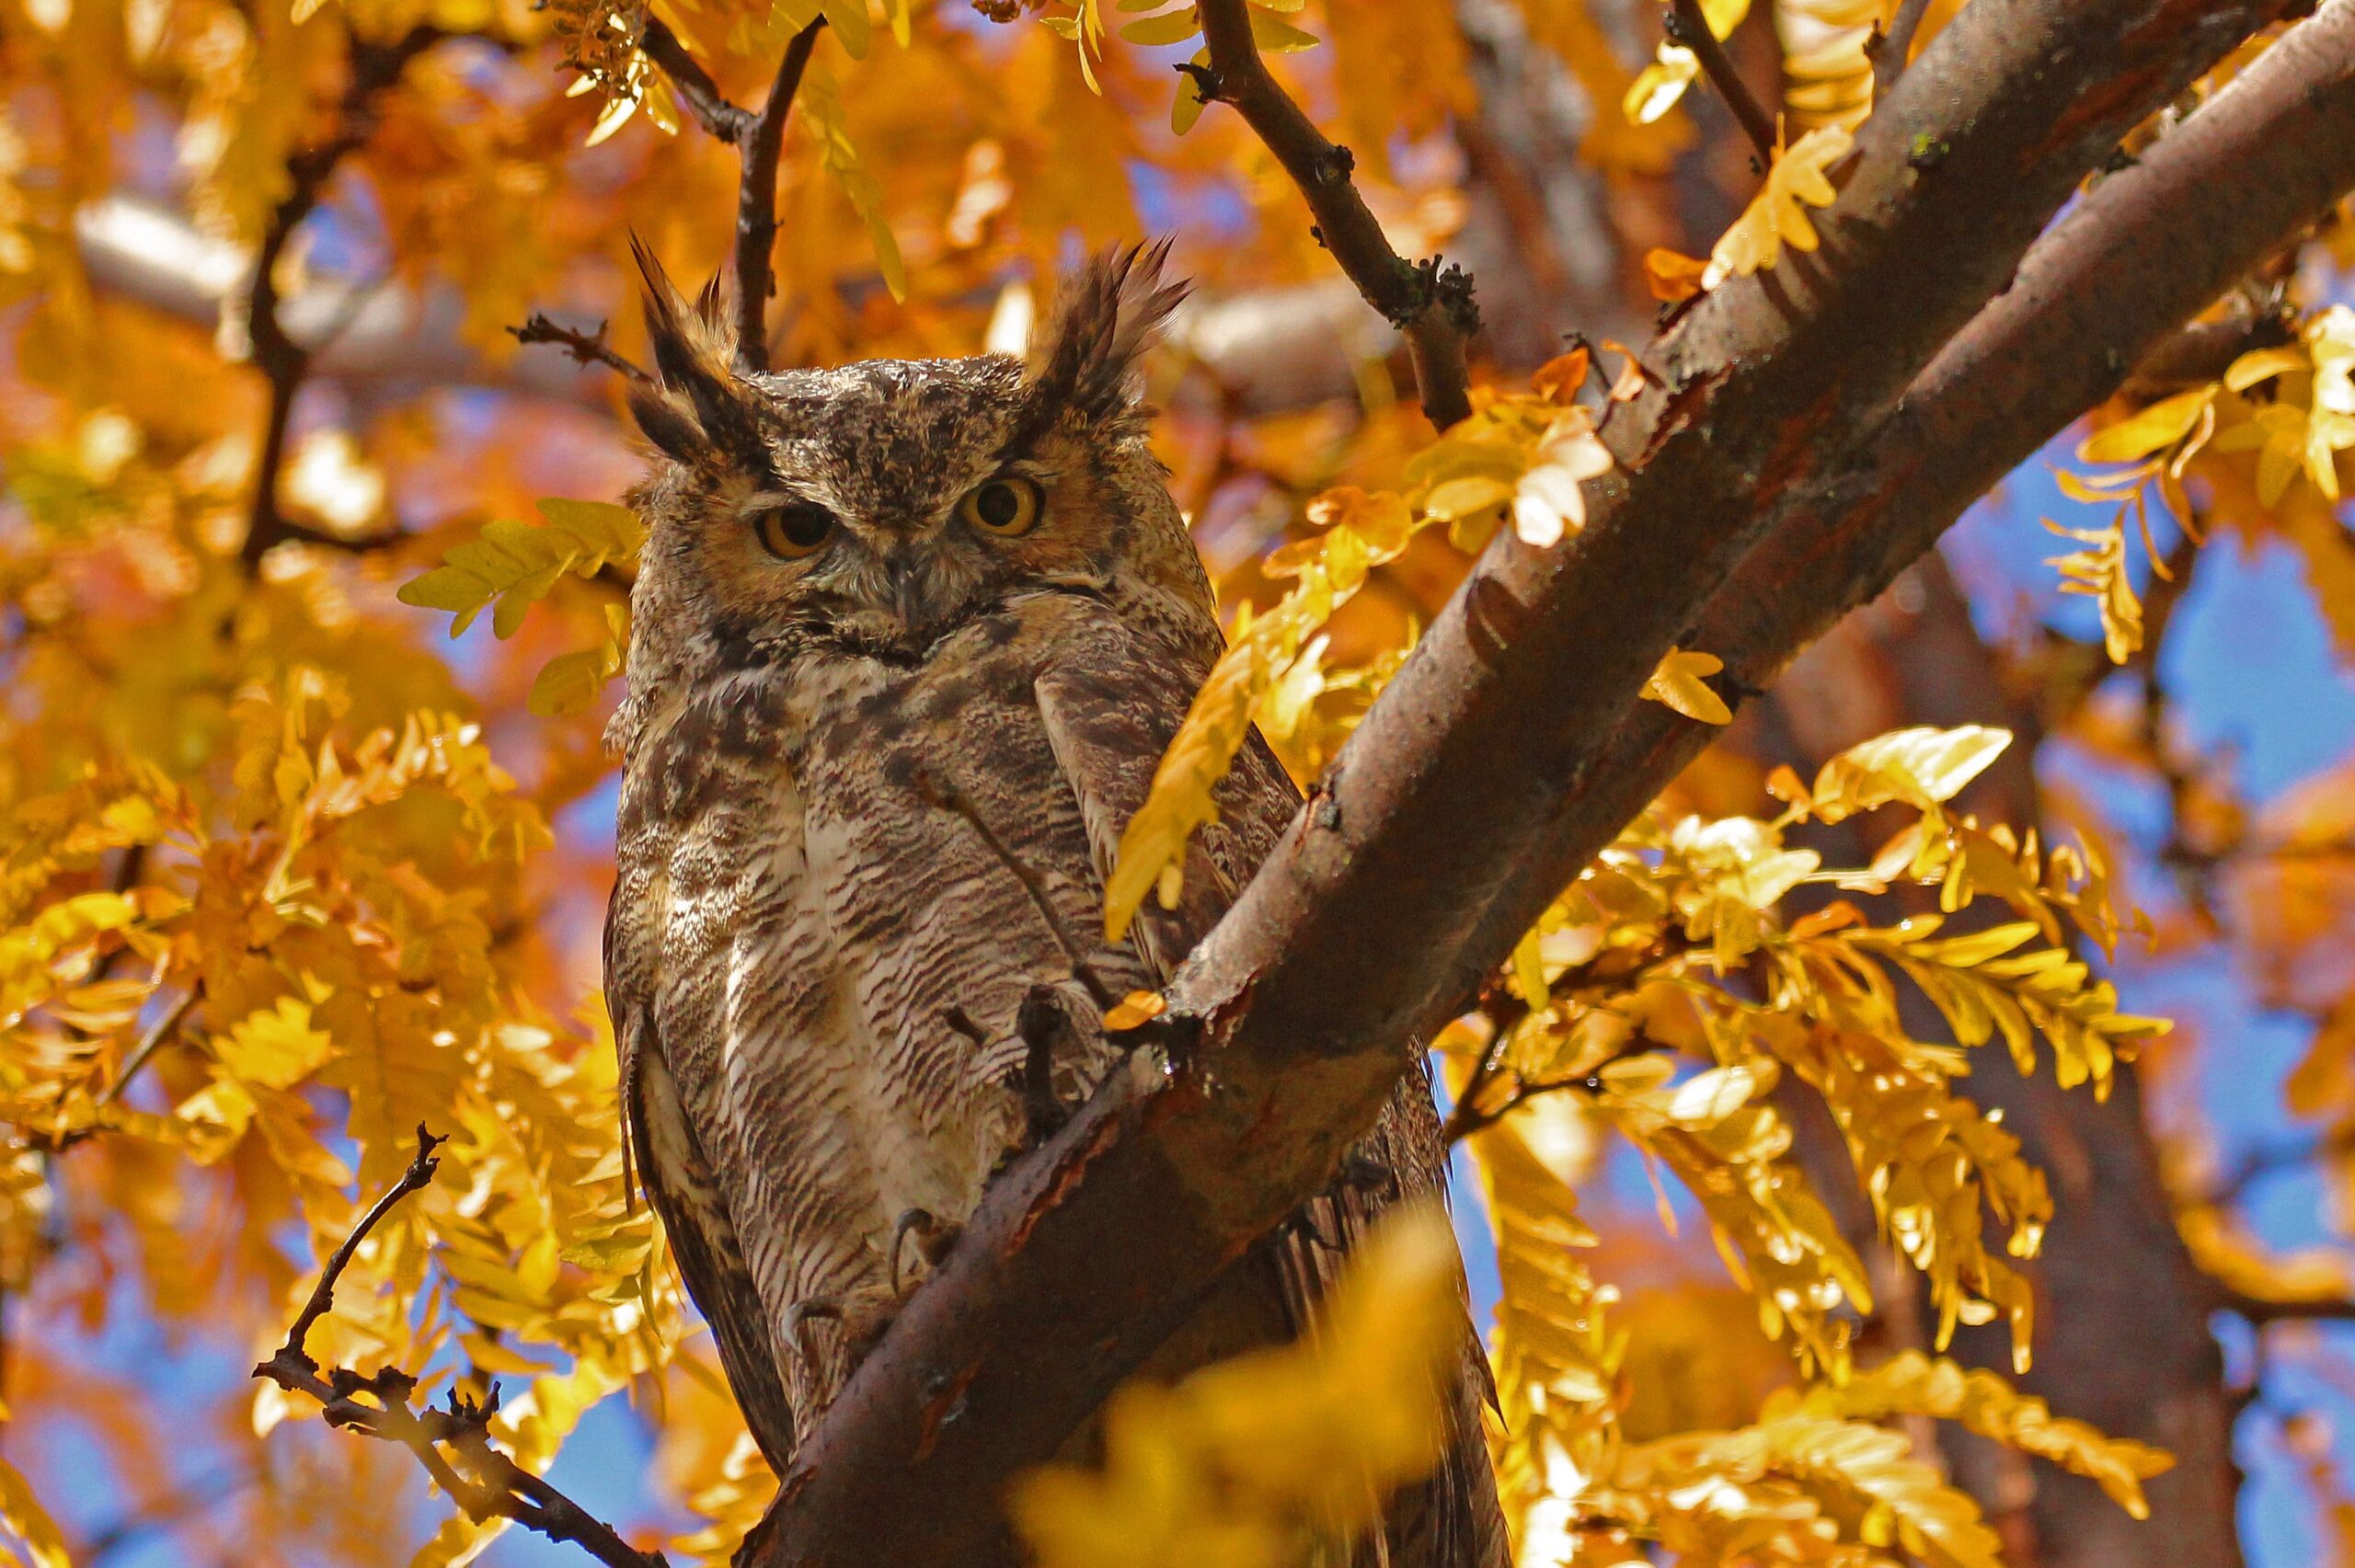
603;242;1506;1566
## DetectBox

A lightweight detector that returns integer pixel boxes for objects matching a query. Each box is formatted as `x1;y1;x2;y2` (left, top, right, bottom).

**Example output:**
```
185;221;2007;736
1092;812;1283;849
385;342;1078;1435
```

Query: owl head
611;241;1206;753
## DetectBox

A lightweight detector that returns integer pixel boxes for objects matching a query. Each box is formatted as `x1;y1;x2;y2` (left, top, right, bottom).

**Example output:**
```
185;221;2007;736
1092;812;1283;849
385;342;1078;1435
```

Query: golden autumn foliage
1;0;2353;1565
1011;1206;1466;1568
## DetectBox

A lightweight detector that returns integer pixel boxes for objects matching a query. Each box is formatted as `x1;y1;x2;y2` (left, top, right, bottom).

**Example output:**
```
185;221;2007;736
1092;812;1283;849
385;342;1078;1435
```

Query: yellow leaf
799;59;906;299
1704;126;1853;289
1810;725;2011;820
2075;384;2217;464
1642;647;1732;725
214;996;333;1092
0;1457;69;1568
529;603;630;717
1623;0;1748;122
1245;6;1317;51
1511;410;1614;547
1010;1206;1460;1567
2042;513;2142;664
1102;990;1166;1031
1120;7;1199;44
397;499;643;640
821;0;872;58
1643;246;1709;303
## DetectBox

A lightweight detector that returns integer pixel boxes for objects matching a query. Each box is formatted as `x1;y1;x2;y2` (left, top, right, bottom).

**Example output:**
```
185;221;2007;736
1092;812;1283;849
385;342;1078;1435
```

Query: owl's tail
1366;1342;1512;1568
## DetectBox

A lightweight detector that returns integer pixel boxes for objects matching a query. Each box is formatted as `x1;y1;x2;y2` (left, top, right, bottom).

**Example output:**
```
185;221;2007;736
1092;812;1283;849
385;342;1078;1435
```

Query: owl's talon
889;1207;960;1297
783;1285;902;1372
782;1299;844;1366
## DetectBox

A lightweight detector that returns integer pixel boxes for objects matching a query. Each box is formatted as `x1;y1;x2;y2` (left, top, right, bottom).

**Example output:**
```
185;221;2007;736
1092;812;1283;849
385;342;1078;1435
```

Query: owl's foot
889;1207;961;1297
1015;985;1078;1146
782;1286;901;1371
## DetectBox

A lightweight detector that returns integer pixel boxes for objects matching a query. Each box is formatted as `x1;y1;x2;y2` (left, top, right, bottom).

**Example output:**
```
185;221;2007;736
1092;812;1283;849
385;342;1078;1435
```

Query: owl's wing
1037;614;1506;1568
1030;625;1295;984
608;908;798;1471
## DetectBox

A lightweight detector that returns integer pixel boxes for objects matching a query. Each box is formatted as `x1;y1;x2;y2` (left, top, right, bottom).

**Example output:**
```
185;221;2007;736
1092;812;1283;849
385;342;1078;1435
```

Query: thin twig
735;19;826;372
241;24;444;571
98;990;197;1108
1192;0;1477;429
2217;1288;2355;1325
638;18;754;143
253;1127;665;1568
269;1125;447;1364
510;314;653;383
1867;0;1936;97
1435;991;1529;1145
1665;0;1777;158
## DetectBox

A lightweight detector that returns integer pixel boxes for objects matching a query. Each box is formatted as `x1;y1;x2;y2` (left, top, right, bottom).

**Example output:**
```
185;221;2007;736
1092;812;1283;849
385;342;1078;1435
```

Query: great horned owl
603;241;1506;1567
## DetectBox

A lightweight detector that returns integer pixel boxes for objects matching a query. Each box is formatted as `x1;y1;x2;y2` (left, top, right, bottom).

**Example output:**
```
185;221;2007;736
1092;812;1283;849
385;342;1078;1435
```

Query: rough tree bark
744;2;2349;1562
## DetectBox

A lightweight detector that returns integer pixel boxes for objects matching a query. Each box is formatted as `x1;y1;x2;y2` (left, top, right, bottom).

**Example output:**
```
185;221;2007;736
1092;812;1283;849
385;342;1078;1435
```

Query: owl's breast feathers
607;587;1504;1567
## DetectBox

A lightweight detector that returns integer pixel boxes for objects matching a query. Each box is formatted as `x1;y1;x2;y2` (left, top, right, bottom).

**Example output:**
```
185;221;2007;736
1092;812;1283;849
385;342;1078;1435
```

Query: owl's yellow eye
958;475;1044;537
753;502;836;560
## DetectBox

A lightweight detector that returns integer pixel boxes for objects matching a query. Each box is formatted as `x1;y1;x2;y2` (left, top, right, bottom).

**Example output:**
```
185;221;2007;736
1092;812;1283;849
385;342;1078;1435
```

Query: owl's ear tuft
1026;239;1188;429
626;235;766;469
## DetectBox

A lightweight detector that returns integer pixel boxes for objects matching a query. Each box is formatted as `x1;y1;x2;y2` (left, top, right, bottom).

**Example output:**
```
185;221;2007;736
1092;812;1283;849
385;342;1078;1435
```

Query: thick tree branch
254;1127;662;1568
1507;0;2355;928
1667;0;1778;157
240;24;442;570
1192;0;1478;429
745;0;2315;1562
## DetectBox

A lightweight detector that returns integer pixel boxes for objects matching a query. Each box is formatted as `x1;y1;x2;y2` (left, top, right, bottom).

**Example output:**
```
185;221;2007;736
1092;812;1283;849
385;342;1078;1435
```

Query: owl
603;241;1506;1568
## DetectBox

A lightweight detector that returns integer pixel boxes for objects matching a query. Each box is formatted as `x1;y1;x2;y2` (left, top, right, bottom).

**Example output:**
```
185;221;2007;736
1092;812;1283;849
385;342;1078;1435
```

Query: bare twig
510;314;653;383
241;24;444;571
637;18;754;143
266;1125;447;1363
1866;0;1936;97
632;16;825;371
98;990;197;1108
1435;991;1530;1145
254;1127;664;1568
1666;0;1778;158
1192;0;1477;429
2217;1289;2355;1325
735;19;826;371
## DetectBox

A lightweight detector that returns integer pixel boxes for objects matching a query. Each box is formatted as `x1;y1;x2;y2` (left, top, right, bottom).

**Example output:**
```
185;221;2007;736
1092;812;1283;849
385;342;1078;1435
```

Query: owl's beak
884;552;932;633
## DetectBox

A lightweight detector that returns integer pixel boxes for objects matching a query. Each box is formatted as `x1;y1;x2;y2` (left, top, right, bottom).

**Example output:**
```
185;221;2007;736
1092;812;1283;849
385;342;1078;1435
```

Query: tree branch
735;19;825;371
637;18;753;143
1867;0;1937;96
744;0;2315;1561
632;16;825;370
2216;1289;2355;1325
1192;0;1478;429
1507;0;2355;928
254;1127;663;1568
1667;0;1778;158
510;313;653;382
240;24;443;571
